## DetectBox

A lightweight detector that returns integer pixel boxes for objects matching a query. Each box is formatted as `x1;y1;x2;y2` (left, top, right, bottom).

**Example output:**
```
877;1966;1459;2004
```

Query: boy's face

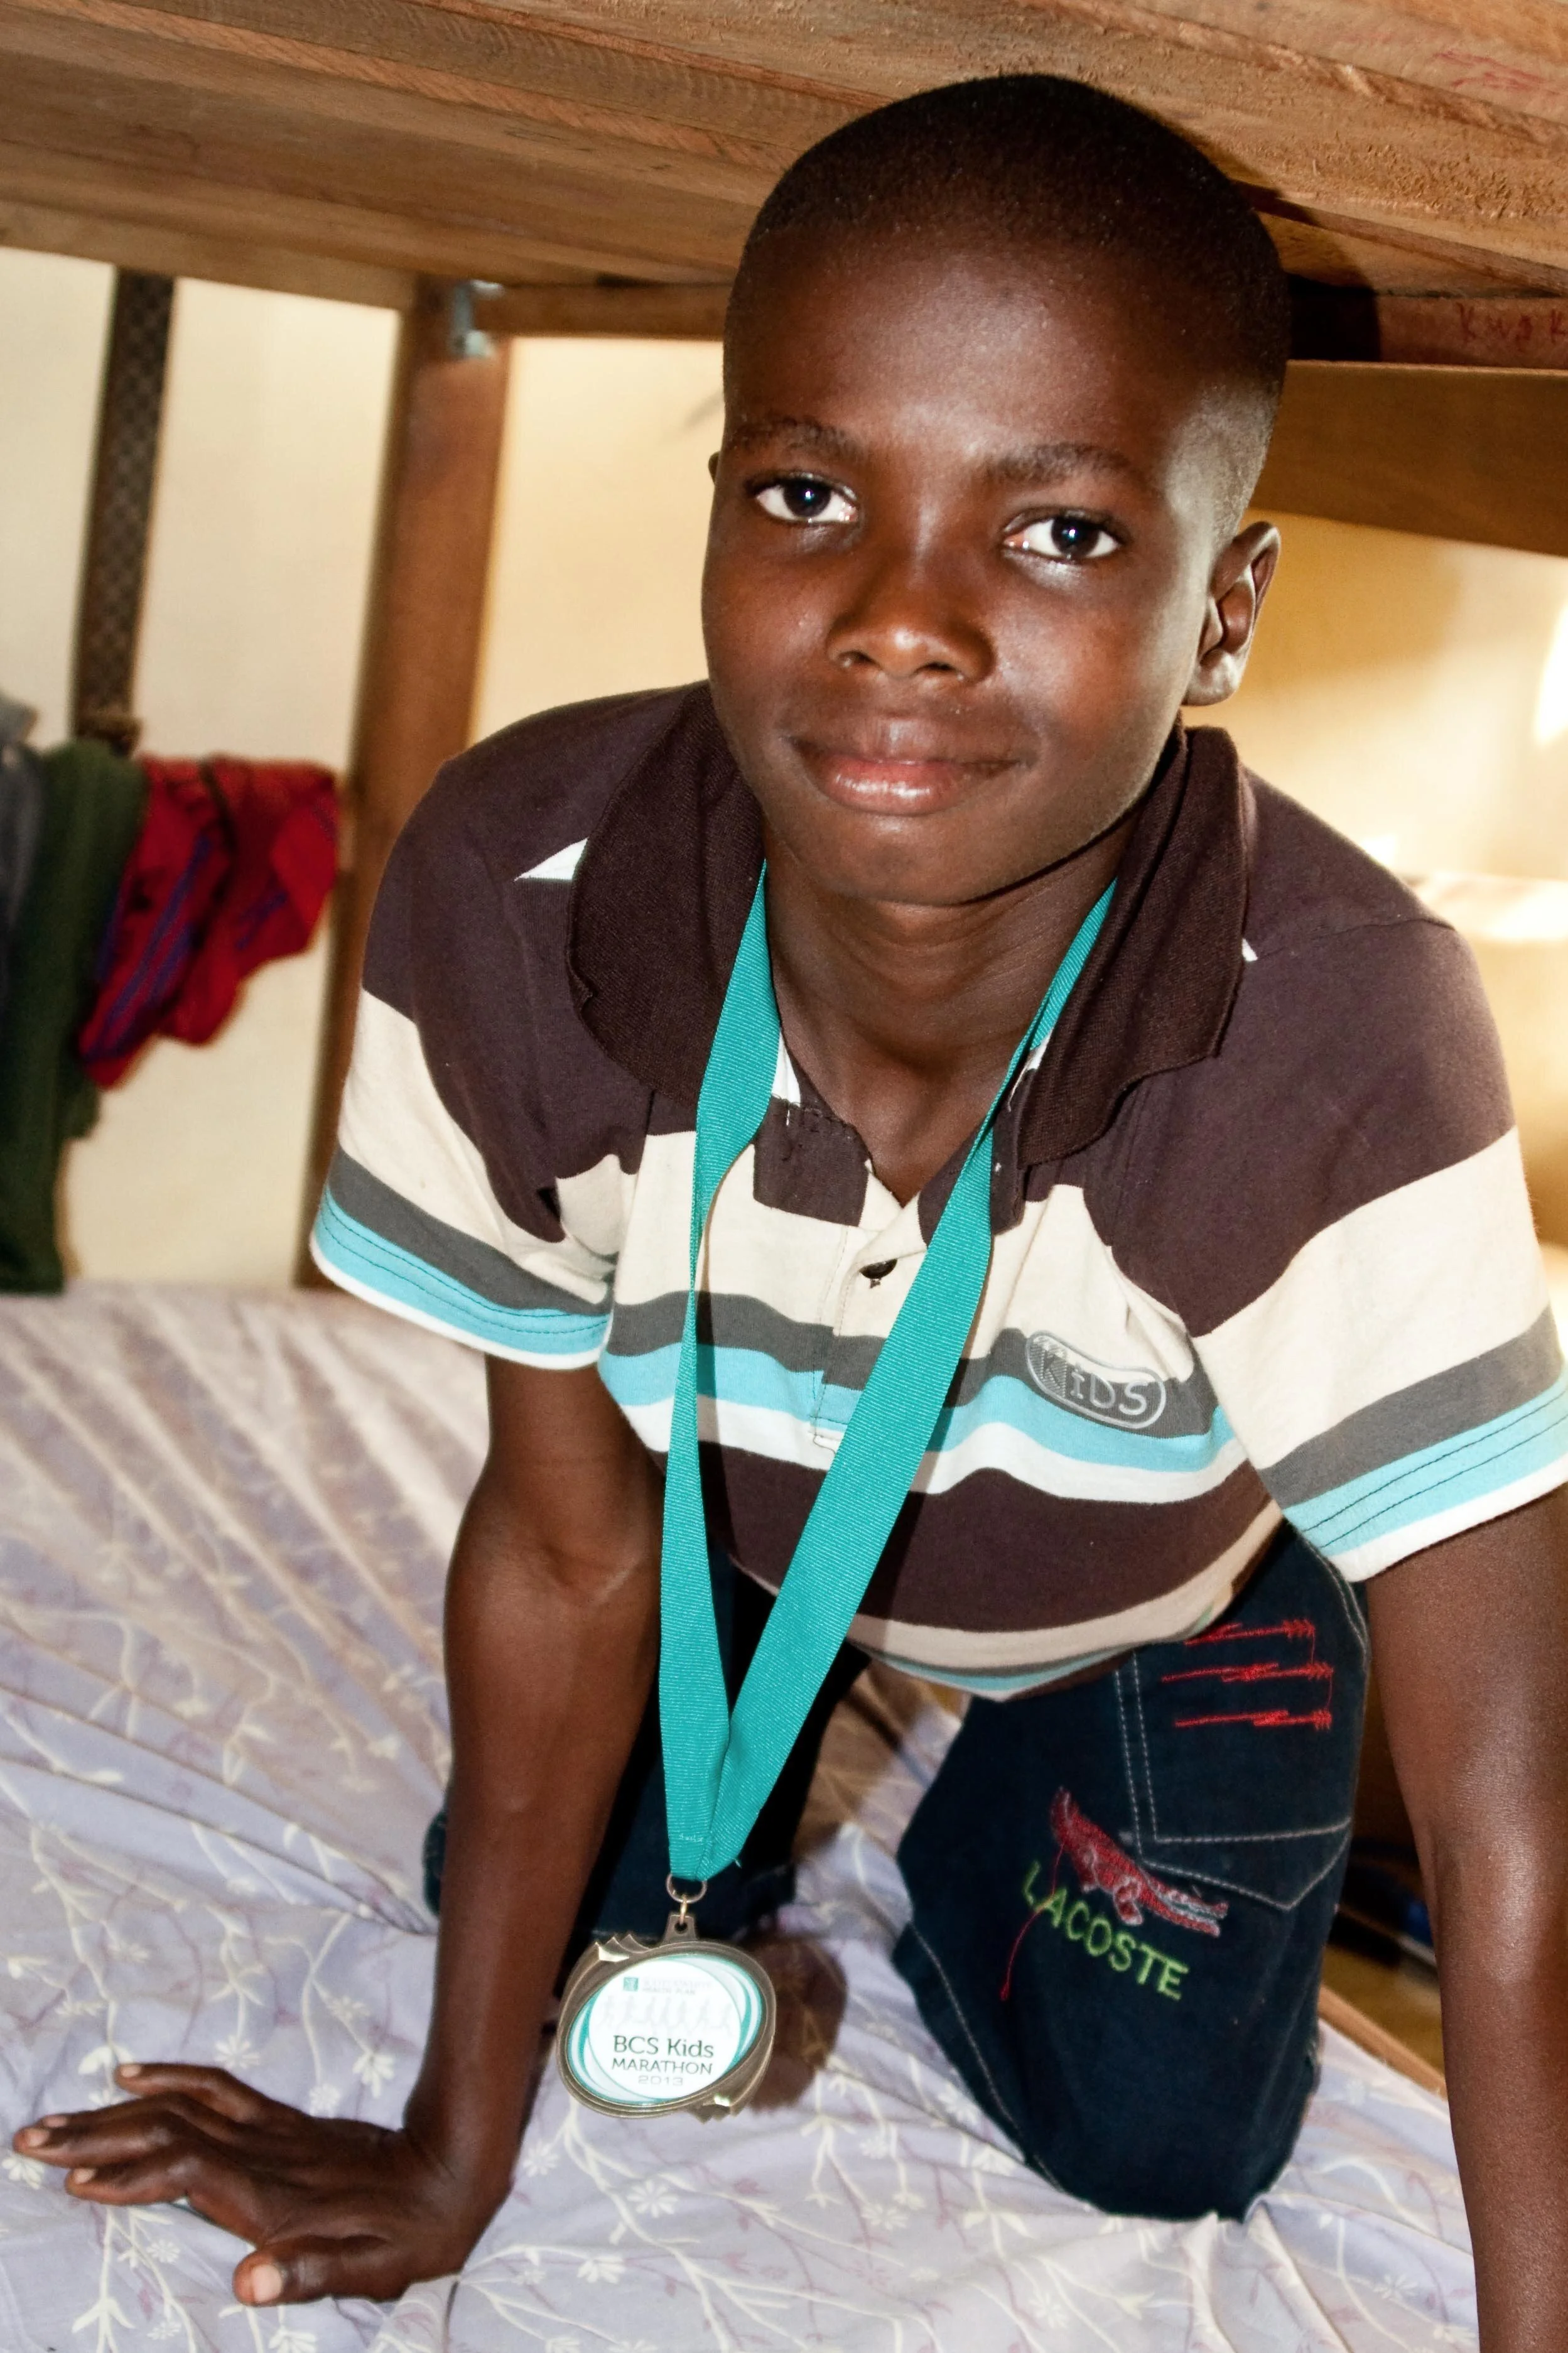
703;234;1279;907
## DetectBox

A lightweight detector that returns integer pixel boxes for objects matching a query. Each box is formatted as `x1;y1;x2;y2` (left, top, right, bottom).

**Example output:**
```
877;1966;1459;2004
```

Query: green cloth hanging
0;740;146;1292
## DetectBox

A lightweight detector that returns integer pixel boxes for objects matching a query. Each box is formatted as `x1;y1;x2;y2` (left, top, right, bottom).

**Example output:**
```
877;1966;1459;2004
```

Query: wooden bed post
298;278;510;1279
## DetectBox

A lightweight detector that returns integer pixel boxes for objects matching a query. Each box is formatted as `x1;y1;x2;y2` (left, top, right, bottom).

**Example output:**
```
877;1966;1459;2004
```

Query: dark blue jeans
426;1527;1367;2222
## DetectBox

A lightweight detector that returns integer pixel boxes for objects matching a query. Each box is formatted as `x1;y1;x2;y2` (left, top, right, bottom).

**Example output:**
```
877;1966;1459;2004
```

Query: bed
0;1284;1474;2351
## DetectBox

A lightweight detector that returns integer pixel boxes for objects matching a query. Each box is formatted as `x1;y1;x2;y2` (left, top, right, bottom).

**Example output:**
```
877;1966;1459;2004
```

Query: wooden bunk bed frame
9;0;1562;2097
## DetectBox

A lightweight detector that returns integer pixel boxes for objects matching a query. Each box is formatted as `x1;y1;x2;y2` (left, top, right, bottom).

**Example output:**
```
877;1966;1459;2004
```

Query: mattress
0;1284;1475;2350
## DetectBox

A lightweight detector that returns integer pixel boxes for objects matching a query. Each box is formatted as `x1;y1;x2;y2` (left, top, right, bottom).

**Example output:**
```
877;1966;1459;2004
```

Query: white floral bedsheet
0;1284;1474;2352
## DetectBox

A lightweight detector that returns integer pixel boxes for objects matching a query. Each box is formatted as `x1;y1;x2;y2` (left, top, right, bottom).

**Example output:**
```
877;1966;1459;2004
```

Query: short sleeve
310;749;640;1367
1119;914;1568;1579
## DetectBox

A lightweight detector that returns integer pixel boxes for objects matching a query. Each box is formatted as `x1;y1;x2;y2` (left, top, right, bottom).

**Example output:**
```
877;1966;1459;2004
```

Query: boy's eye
753;476;857;526
1007;514;1120;563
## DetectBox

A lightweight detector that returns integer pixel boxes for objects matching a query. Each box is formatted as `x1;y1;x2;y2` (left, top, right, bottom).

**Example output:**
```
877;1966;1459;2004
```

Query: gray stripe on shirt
328;1149;601;1318
608;1287;1223;1437
1262;1305;1563;1508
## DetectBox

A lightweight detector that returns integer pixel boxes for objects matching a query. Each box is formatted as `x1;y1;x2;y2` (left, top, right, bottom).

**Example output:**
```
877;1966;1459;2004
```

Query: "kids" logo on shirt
1024;1333;1167;1430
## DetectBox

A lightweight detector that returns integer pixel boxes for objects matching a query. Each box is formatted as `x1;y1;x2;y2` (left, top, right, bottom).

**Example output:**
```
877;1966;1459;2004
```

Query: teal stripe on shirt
597;1338;1235;1471
313;1188;609;1359
1289;1369;1568;1557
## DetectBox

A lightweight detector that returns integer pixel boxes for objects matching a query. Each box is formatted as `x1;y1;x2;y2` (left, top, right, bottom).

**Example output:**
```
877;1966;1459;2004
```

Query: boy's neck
761;816;1132;1207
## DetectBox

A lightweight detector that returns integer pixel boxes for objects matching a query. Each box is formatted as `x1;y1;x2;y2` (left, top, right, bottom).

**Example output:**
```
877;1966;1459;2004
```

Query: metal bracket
448;279;504;359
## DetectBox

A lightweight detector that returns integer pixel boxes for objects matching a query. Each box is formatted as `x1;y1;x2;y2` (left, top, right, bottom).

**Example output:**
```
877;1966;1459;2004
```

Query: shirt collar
568;683;1248;1164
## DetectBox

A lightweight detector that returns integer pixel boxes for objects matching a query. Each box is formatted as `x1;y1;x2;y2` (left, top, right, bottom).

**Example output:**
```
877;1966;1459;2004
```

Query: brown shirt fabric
314;684;1567;1694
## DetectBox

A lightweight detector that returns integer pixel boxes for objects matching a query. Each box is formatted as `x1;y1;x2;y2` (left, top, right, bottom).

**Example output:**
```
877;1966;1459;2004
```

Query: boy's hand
13;2062;500;2305
13;1359;664;2313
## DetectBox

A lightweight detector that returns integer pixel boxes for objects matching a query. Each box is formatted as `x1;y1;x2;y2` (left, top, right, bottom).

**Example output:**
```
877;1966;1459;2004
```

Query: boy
19;75;1568;2348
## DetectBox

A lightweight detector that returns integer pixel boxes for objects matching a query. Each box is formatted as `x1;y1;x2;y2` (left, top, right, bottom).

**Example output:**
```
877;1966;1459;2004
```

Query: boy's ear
1182;520;1281;707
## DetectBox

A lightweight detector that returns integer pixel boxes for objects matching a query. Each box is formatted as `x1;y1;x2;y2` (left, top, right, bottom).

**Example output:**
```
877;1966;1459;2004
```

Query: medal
556;1878;777;2118
558;870;1113;2119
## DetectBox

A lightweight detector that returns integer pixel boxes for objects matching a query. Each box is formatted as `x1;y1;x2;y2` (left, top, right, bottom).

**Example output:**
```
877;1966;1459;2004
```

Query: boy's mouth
796;737;1017;816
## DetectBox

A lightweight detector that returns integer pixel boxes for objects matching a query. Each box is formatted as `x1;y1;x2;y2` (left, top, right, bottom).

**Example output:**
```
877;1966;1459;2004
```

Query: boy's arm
401;1354;663;2220
13;1356;663;2308
1369;1482;1568;2353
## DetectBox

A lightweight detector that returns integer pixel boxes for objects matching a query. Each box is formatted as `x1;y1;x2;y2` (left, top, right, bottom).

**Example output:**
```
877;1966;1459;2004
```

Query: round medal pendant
556;1915;776;2120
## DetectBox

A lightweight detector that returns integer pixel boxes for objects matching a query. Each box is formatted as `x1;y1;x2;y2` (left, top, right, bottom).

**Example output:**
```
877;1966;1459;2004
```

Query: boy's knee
1029;2058;1314;2221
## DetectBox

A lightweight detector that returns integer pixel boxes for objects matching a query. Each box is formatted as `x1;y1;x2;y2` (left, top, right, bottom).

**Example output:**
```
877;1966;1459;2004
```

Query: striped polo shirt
313;684;1568;1696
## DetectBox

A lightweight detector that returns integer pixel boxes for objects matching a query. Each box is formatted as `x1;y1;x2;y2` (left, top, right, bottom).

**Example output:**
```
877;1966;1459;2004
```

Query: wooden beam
11;0;854;169
0;194;418;308
0;135;725;288
475;280;728;340
482;279;1568;360
1292;289;1568;368
1265;208;1557;298
0;4;784;214
1256;362;1568;556
298;279;510;1275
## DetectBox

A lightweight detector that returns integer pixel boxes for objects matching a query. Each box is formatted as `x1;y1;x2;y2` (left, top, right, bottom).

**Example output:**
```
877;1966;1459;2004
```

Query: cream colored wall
1225;514;1568;1243
67;280;396;1284
0;259;397;1285
0;249;111;746
0;274;722;1285
66;325;720;1284
475;338;719;735
3;257;1566;1274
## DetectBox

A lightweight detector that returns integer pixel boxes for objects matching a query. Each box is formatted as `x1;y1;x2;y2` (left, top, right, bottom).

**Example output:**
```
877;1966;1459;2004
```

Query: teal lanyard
659;875;1114;1883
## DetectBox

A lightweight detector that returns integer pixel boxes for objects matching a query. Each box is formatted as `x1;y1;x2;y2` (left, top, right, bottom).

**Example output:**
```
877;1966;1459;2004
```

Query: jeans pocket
1116;1529;1368;1911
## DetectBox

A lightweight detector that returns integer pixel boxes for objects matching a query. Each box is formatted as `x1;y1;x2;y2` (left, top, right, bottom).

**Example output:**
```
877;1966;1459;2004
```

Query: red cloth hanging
77;756;338;1086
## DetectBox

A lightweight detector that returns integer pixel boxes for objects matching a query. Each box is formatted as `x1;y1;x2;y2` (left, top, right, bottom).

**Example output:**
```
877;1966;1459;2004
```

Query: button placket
812;1199;927;1446
808;1226;863;1447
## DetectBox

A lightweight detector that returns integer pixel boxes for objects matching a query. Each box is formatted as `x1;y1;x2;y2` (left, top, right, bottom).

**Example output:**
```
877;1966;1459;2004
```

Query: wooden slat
300;281;510;1272
492;0;1568;278
1267;209;1558;298
1263;196;1568;300
1054;0;1568;133
2;0;1567;293
0;195;419;308
1319;1982;1446;2099
0;53;759;266
0;133;737;288
1293;289;1568;367
0;4;792;210
475;279;727;338
1256;362;1568;555
94;0;861;151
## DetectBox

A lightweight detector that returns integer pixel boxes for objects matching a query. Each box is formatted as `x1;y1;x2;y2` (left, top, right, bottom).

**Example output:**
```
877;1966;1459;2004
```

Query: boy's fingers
17;2092;242;2166
15;2114;163;2166
112;2064;276;2123
237;2235;399;2310
61;2145;205;2206
61;2140;282;2245
15;2104;132;2153
16;2069;274;2159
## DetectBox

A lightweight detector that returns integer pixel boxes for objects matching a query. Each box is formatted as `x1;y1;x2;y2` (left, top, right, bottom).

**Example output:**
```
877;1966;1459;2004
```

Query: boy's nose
825;551;992;683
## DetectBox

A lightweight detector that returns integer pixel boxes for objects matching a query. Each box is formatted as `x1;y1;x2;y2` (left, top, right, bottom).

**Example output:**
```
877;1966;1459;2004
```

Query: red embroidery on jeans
1050;1788;1227;1936
1000;1853;1063;1998
1168;1706;1334;1729
1183;1616;1314;1648
1162;1616;1333;1730
999;1796;1226;1998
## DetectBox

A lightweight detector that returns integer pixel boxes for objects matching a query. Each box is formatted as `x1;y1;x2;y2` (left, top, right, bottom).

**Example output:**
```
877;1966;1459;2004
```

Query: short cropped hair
730;74;1290;440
